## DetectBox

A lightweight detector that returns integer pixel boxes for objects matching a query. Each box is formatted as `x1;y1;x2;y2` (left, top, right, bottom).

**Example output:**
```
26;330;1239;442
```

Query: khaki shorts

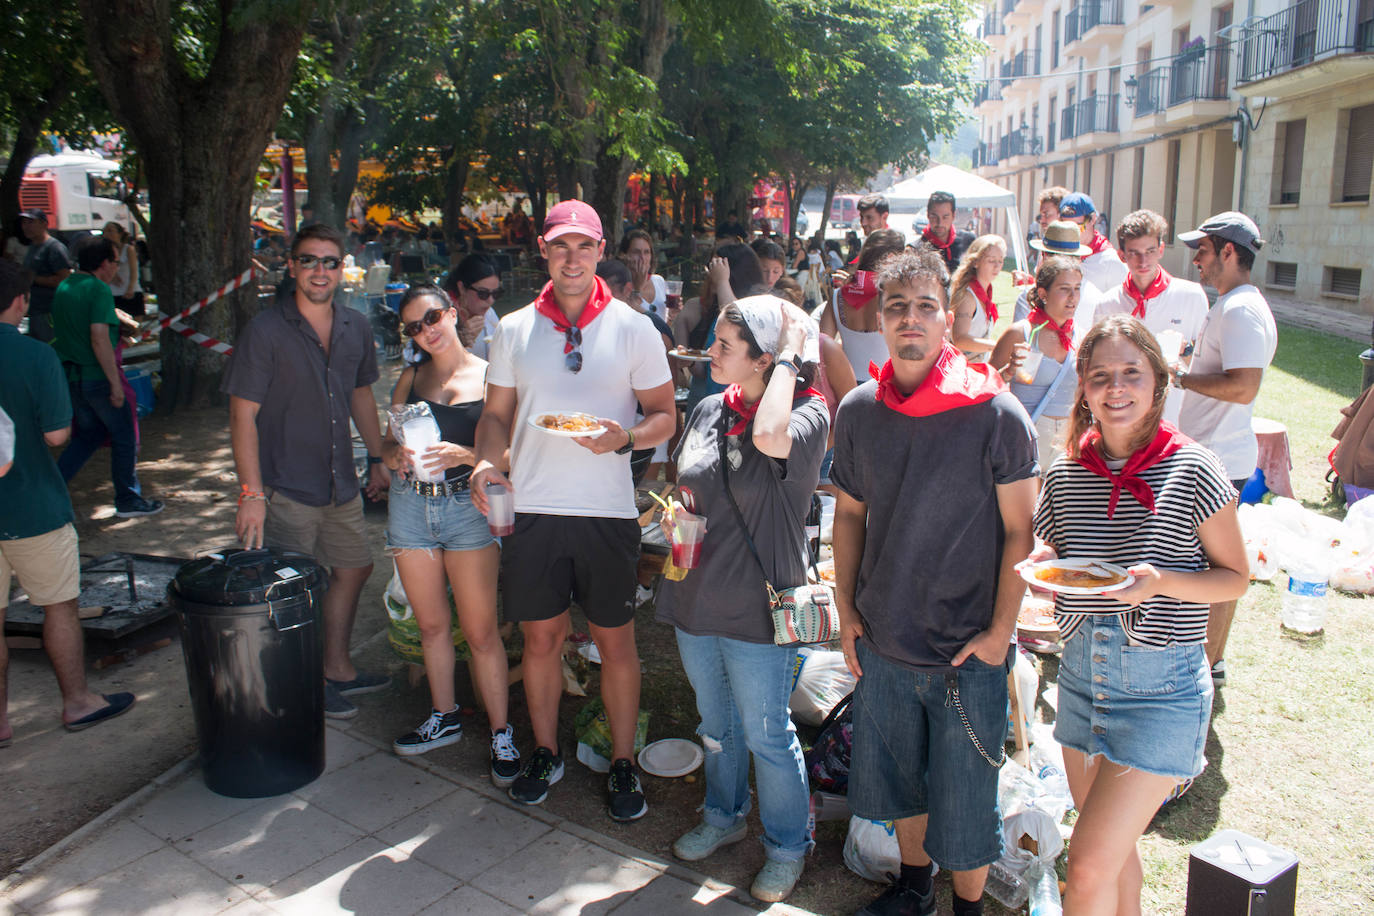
1035;415;1071;473
0;523;81;610
265;491;374;569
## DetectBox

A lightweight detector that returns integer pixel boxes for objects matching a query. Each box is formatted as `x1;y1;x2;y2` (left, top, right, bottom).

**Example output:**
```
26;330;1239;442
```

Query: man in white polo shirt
1176;211;1277;686
1095;209;1209;424
472;200;675;821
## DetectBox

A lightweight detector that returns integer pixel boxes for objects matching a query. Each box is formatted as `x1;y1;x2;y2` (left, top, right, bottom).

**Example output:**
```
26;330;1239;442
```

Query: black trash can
169;548;328;798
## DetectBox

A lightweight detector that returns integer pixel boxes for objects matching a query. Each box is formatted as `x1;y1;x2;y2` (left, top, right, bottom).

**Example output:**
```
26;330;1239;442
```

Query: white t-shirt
645;275;667;320
1079;247;1127;292
486;297;673;517
1177;284;1277;479
1096;274;1209;426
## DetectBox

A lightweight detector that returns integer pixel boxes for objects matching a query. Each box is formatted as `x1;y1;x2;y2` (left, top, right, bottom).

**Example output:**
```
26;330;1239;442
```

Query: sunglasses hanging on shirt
564;326;583;373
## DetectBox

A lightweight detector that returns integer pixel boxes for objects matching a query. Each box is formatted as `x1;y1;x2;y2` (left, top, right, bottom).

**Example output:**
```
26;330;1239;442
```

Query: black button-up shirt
222;297;379;507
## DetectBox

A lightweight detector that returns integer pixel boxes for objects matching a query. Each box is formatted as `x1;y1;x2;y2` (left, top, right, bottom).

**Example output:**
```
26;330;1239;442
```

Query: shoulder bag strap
1030;345;1075;423
718;422;780;604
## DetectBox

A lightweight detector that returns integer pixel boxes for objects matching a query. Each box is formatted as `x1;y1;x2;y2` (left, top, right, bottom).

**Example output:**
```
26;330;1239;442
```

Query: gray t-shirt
23;237;72;316
830;384;1038;670
656;393;829;643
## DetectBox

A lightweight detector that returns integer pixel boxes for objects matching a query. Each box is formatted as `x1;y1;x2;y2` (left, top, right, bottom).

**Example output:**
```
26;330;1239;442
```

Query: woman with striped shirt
1026;315;1248;914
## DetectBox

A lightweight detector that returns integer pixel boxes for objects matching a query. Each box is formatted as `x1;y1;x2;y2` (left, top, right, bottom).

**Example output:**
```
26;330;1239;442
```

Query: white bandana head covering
731;294;821;365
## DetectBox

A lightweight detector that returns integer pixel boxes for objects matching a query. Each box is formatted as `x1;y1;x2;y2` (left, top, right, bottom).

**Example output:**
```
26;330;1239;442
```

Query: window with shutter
1275;120;1305;204
1325;267;1363;299
1268;262;1298;290
1342;105;1374;203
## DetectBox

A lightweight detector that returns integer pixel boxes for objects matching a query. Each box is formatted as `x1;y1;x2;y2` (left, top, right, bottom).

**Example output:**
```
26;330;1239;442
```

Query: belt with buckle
409;477;470;497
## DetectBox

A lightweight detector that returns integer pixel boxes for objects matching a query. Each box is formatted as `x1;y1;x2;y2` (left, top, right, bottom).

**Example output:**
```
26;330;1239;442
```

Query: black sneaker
607;757;648;822
115;497;164;518
393;708;462;756
490;724;522;788
324;681;358;720
857;879;936;916
509;746;563;805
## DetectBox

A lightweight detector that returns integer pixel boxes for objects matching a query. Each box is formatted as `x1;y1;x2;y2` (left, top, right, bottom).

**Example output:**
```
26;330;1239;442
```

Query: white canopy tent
879;163;1029;273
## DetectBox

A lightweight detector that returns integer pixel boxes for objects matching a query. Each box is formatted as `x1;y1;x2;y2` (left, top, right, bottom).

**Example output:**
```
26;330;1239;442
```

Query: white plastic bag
843;816;900;882
789;647;856;726
1237;503;1279;581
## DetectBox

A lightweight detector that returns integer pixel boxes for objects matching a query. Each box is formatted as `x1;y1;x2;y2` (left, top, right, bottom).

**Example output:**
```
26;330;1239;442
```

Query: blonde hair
1037;186;1070;210
949;235;1007;307
1065;315;1170;460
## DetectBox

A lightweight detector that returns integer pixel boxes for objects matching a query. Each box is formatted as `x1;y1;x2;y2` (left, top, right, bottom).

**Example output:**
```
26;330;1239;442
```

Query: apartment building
972;0;1374;314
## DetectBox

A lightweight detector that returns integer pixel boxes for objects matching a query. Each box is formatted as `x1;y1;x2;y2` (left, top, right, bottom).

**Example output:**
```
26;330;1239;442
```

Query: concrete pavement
0;723;812;916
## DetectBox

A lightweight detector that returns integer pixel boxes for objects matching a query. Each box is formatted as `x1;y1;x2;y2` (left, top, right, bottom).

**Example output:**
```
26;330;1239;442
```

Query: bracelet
776;357;800;375
238;492;267;505
367;454;383;465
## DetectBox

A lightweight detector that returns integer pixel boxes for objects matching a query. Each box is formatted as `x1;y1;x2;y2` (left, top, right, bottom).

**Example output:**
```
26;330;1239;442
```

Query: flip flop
64;692;136;732
0;735;11;749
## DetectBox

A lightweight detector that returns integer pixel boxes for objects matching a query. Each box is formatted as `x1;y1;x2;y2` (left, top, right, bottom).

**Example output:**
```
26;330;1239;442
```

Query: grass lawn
983;281;1373;912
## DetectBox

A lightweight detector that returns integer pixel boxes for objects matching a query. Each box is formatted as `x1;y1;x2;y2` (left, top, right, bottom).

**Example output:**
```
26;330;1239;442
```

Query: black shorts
500;513;641;628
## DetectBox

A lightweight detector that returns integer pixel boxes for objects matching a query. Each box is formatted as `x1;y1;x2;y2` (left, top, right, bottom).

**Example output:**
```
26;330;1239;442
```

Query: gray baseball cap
1178;211;1264;254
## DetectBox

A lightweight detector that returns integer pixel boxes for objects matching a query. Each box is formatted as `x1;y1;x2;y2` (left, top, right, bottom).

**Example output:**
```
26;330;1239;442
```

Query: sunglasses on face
468;285;503;302
401;307;450;338
293;254;342;270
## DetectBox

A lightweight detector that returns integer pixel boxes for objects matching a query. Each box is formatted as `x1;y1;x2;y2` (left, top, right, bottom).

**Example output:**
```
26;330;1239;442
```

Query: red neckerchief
841;270;878;309
1028;307;1074;353
1123;267;1172;318
921;225;955;254
1075;422;1192;518
970;279;998;326
534;276;613;352
723;385;826;436
1086;232;1111;256
867;341;1003;418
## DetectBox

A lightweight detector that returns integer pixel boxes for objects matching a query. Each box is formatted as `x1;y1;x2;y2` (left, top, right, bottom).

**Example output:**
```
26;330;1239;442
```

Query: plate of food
1020;559;1134;595
529;412;606;438
1016;596;1059;637
669;346;712;362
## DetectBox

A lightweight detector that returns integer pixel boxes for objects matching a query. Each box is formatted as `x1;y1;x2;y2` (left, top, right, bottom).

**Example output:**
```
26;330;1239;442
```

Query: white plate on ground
1020;559;1135;595
638;738;703;778
669;347;712;362
528;412;606;438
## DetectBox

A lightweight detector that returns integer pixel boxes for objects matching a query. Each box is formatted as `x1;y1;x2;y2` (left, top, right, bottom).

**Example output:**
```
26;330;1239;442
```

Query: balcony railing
1011;48;1042;80
1169;45;1232;104
1237;0;1374;83
999;127;1031;160
974;80;1005;106
1065;0;1125;44
1061;94;1120;139
1133;67;1171;116
974;141;1000;168
983;10;1005;37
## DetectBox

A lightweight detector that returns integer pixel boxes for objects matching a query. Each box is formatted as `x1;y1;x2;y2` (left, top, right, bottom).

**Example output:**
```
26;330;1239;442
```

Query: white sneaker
634;583;656;608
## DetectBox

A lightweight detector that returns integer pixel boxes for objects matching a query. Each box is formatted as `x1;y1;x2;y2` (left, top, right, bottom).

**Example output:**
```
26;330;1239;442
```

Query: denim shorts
385;480;495;553
848;640;1008;871
1054;614;1212;780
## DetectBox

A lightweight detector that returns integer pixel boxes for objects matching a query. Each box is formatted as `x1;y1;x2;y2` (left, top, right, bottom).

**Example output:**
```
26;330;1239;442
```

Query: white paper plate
669;347;712;362
1020;559;1135;595
528;413;606;438
638;738;704;778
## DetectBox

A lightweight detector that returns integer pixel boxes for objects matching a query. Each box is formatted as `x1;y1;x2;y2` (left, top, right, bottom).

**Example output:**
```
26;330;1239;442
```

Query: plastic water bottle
983;857;1031;908
1281;549;1330;634
1029;741;1072;805
1028;862;1063;915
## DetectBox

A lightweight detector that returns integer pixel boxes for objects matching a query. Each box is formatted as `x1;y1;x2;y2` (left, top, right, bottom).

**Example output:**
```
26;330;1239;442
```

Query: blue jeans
674;629;812;862
58;378;142;510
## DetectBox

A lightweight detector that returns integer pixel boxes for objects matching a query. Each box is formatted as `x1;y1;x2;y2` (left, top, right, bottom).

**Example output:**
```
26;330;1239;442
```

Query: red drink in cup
670;511;706;569
485;482;515;536
665;279;683;312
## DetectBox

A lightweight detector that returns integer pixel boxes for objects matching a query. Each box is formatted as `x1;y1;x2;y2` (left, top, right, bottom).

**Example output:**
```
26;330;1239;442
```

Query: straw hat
1030;220;1092;256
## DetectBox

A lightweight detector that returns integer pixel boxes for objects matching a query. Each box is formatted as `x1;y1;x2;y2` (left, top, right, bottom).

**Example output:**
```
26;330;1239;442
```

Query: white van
20;151;134;235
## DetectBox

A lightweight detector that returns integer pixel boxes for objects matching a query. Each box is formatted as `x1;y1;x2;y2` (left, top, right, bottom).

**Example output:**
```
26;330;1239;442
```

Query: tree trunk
441;151;471;252
588;143;634;251
817;174;839;243
78;0;306;411
0;74;71;239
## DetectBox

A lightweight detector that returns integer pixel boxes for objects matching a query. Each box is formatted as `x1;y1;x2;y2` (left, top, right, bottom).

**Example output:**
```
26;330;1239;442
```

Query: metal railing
1169;45;1232;104
999;127;1031;160
1133;67;1171;116
974;80;1004;106
983;10;1005;36
1061;94;1120;139
1065;0;1125;44
1011;48;1042;79
1238;0;1373;83
974;141;1000;168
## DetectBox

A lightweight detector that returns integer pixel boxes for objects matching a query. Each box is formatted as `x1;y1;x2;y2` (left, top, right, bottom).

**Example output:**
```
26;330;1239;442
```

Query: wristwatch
776;350;801;375
366;454;383;465
1172;364;1187;389
615;428;636;455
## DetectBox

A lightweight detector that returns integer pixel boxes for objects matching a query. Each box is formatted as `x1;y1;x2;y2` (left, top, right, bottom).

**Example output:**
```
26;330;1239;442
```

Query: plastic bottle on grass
983;857;1031;908
1028;862;1063;915
1282;548;1330;634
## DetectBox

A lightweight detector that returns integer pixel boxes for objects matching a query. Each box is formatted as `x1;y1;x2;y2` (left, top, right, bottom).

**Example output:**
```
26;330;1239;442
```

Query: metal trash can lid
171;548;326;610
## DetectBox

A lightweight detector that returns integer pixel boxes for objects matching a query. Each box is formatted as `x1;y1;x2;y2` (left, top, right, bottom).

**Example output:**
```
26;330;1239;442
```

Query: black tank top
405;389;483;484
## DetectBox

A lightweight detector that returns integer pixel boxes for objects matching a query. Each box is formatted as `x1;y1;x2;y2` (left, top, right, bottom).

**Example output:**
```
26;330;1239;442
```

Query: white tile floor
1;725;808;916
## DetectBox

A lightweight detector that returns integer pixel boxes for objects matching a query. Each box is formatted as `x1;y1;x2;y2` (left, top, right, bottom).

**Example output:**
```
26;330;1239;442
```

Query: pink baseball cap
541;200;603;242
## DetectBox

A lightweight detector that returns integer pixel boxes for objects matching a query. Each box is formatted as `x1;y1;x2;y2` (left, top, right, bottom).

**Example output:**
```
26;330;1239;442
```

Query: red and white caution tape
167;318;234;355
138;267;256;341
